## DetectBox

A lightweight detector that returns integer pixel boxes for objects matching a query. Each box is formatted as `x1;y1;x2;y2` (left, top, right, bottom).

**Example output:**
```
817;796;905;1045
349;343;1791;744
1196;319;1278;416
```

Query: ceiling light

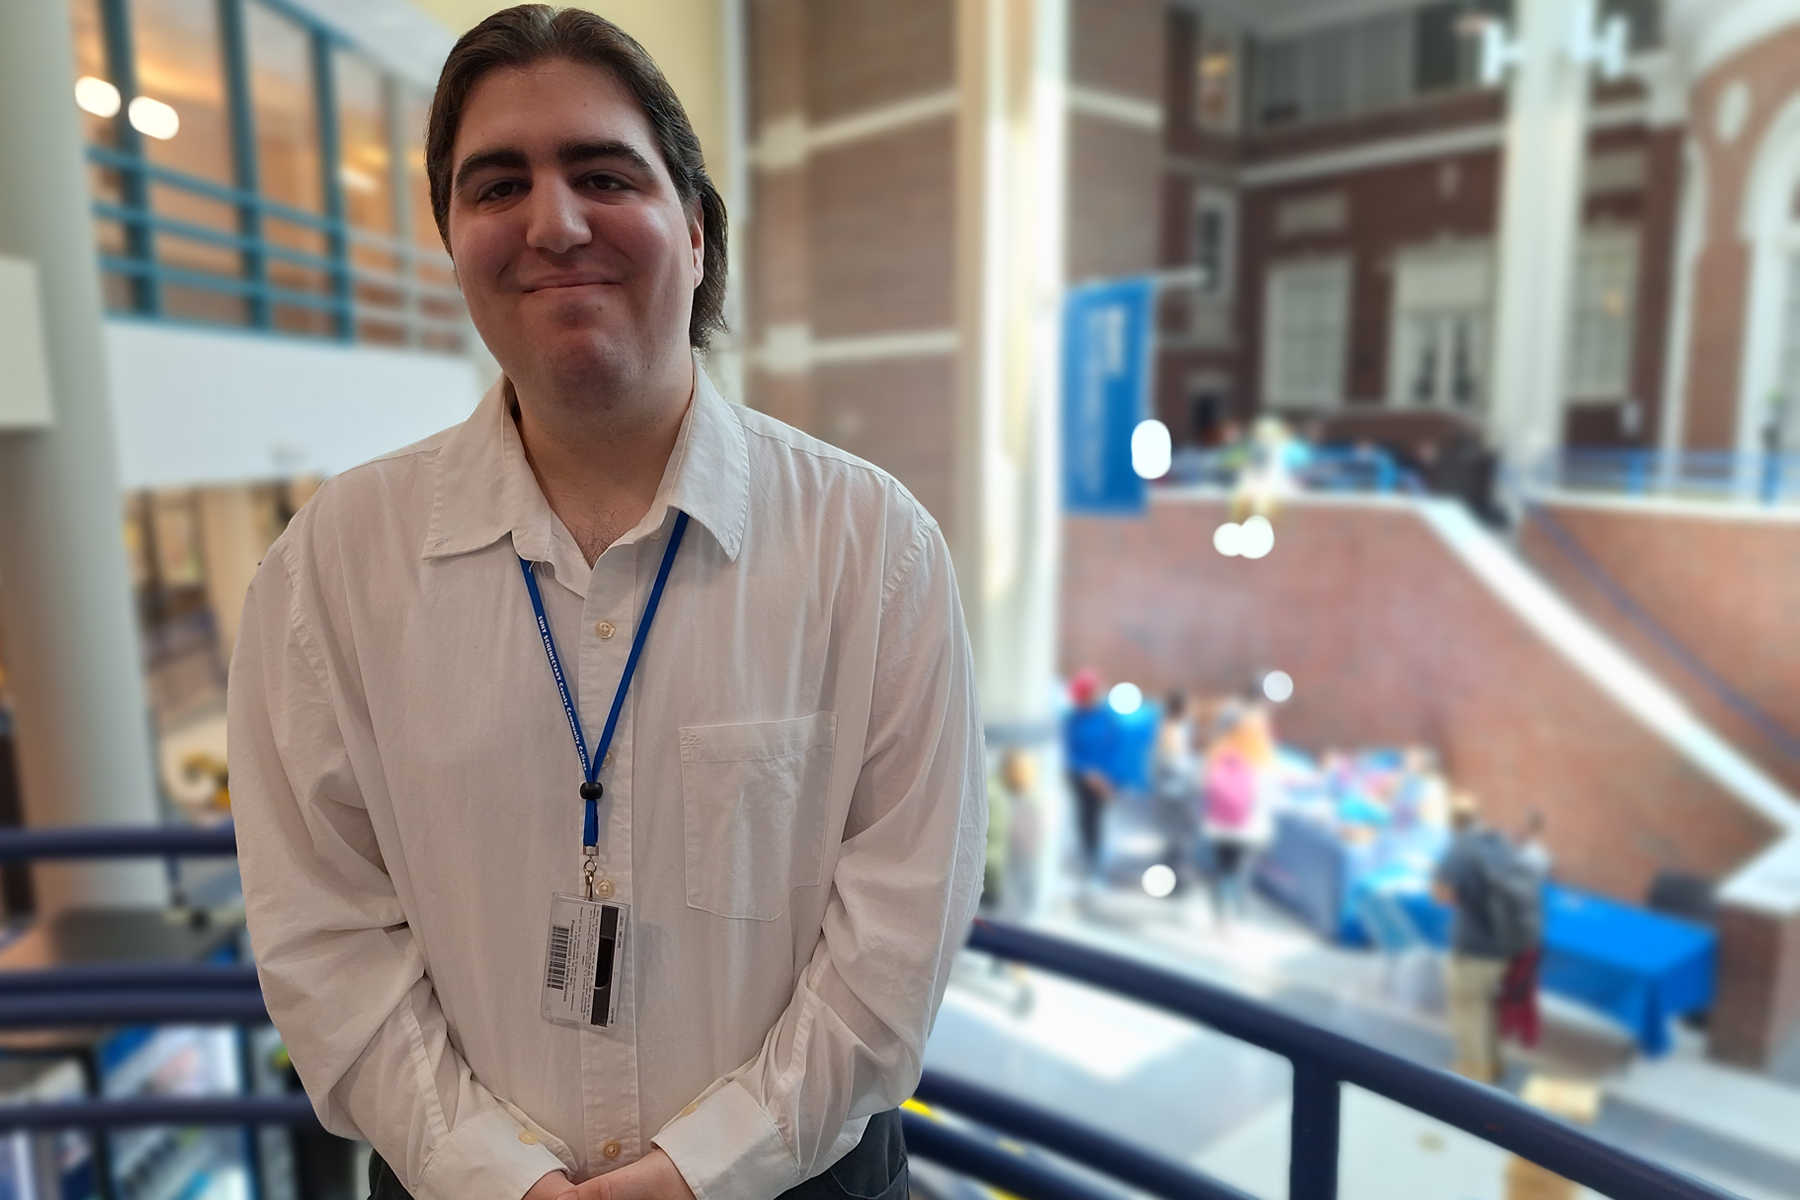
128;96;180;141
1238;514;1275;559
1108;682;1143;716
1131;418;1172;480
74;76;121;119
340;165;381;194
1262;671;1294;704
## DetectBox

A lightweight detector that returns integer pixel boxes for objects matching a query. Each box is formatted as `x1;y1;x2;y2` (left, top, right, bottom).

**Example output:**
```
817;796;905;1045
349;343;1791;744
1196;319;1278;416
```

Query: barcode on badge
544;923;573;991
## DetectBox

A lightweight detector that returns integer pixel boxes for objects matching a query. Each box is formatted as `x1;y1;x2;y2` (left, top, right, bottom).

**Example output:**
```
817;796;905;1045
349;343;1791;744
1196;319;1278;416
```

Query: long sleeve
651;510;988;1200
228;541;567;1200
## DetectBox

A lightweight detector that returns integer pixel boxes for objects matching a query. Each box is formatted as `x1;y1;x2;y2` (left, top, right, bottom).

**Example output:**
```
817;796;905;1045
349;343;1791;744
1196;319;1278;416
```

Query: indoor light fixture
74;76;121;119
128;96;180;141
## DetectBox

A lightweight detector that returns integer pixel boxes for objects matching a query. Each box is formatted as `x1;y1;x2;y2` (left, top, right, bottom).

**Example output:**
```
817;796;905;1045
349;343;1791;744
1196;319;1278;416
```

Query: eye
582;172;628;192
476;178;525;203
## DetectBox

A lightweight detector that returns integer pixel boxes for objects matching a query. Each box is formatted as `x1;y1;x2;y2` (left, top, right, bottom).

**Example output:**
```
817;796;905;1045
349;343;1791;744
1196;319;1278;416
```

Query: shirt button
518;1130;538;1145
603;1141;622;1160
602;751;614;769
594;620;616;639
595;878;615;899
680;1103;698;1117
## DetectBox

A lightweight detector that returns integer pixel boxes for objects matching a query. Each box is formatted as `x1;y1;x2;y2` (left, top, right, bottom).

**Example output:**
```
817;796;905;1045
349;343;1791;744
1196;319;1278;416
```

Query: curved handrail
967;920;1737;1200
0;963;260;994
0;990;269;1030
0;832;1738;1200
901;1111;1121;1200
0;825;237;862
914;1071;1255;1200
0;1094;318;1131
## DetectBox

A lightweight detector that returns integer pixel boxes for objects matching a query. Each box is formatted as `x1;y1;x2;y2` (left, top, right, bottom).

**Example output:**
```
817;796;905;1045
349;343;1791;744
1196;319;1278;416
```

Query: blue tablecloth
1390;883;1714;1057
1258;817;1717;1056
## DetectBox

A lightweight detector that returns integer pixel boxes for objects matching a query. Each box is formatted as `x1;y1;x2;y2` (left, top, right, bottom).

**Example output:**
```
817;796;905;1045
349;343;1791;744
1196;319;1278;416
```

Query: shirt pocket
679;712;838;920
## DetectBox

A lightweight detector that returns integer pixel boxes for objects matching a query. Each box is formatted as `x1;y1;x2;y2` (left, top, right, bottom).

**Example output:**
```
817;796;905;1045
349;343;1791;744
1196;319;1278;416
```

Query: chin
537;335;648;391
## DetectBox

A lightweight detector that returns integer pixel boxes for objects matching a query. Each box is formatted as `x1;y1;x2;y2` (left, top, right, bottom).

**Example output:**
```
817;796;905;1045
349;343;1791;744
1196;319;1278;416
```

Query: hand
560;1149;696;1200
523;1172;573;1200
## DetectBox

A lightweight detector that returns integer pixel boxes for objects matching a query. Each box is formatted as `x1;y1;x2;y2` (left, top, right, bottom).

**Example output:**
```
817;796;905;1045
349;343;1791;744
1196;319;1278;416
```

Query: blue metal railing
1525;504;1800;764
1165;446;1424;495
0;828;1744;1200
1533;449;1800;506
89;142;467;346
82;0;465;349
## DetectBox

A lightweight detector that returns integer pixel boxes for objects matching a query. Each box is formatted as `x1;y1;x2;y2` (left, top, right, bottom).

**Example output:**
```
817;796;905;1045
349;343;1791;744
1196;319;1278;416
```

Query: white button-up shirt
228;367;986;1200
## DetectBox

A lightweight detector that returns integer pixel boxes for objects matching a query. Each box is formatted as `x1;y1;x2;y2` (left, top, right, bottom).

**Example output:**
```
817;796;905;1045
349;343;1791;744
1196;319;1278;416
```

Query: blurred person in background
1151;691;1200;890
1433;794;1543;1083
1199;700;1275;929
983;748;1041;919
229;10;984;1200
1064;670;1117;880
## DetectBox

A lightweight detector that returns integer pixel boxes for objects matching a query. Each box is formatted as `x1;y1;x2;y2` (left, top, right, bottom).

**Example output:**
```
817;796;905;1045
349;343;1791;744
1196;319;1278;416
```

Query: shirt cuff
414;1104;569;1200
653;1079;801;1200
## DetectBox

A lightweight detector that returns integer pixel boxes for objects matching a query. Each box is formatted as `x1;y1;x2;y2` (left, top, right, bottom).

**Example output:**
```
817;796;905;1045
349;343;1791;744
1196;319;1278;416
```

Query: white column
954;0;1066;735
1489;0;1592;483
0;2;168;907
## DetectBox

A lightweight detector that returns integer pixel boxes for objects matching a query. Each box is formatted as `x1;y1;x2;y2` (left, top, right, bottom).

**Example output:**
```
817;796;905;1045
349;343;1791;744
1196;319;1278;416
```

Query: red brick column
1710;900;1800;1067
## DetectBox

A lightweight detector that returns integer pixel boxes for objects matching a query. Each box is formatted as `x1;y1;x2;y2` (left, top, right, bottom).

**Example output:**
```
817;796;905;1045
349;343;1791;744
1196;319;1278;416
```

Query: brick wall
1066;0;1164;283
1062;495;1779;900
1676;22;1800;451
1711;903;1800;1067
744;0;959;521
1519;499;1800;794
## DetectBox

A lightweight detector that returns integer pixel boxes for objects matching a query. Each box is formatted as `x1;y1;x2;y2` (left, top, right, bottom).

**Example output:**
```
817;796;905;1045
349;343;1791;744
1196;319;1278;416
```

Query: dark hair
425;5;728;350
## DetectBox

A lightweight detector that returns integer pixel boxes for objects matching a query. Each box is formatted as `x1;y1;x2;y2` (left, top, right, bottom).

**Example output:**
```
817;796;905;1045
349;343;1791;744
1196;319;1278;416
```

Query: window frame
1261;255;1353;409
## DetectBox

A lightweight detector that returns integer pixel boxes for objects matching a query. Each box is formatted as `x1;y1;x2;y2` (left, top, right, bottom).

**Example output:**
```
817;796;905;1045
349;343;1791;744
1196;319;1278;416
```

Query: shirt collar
423;357;749;566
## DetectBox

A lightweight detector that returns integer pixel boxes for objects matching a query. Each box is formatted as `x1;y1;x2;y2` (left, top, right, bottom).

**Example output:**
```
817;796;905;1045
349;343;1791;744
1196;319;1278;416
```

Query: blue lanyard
518;510;690;852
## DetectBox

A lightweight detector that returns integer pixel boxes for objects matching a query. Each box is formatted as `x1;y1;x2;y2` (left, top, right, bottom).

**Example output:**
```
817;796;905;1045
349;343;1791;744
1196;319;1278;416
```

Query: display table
1257;816;1717;1056
1388;882;1713;1056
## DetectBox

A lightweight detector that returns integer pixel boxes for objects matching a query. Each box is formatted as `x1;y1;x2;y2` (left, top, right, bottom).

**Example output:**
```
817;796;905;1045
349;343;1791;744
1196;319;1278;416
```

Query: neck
510;355;694;566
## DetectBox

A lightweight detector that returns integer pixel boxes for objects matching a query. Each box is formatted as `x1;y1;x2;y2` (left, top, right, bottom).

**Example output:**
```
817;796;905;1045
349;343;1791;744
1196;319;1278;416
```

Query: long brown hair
424;5;729;350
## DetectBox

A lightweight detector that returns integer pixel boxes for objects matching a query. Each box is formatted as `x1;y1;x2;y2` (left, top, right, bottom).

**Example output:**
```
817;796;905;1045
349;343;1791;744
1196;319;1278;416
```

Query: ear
687;198;705;287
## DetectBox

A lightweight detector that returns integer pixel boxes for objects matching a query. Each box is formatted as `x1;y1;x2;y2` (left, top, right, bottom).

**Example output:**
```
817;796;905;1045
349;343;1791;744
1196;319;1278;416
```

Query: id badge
541;893;627;1030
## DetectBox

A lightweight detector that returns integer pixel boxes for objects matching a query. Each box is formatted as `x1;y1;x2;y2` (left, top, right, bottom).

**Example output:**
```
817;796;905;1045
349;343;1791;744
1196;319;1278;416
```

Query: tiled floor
922;882;1800;1200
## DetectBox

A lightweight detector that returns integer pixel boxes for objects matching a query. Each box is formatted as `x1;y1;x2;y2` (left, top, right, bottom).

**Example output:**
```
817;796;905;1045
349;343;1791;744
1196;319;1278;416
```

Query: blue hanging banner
1062;276;1154;515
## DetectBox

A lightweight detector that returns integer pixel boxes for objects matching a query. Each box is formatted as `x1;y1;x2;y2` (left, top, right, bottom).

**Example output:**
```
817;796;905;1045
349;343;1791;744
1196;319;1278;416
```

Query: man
227;9;985;1200
1432;794;1540;1084
1062;670;1116;878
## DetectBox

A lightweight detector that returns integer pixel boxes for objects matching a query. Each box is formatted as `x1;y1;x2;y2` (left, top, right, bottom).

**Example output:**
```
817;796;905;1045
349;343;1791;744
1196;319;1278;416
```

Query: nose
524;175;591;255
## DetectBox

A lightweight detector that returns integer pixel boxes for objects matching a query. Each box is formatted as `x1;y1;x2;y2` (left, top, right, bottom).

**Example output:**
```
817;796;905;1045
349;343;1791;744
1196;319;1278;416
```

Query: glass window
1567;230;1639;400
69;0;117;152
1263;258;1351;407
1193;188;1235;301
69;0;129;308
1252;38;1301;128
402;90;466;353
1194;31;1238;132
1416;0;1508;94
130;0;244;324
335;49;405;344
1603;0;1661;52
245;0;333;335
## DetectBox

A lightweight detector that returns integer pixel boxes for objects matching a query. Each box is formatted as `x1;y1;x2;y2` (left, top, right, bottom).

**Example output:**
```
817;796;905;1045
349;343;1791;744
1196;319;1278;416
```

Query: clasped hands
523;1148;696;1200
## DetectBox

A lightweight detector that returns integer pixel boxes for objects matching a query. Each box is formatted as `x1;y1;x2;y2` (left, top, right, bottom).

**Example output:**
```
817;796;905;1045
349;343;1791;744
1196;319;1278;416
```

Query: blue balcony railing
0;826;1742;1200
1531;449;1800;506
90;145;467;350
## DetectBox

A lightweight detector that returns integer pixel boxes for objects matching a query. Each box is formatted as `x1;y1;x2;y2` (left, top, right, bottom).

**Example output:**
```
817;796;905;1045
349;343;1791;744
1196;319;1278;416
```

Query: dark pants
368;1108;907;1200
1069;772;1105;873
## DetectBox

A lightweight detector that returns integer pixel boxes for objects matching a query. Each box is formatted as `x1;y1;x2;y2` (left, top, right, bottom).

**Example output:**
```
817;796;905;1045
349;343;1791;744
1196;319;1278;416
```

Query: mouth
520;278;622;293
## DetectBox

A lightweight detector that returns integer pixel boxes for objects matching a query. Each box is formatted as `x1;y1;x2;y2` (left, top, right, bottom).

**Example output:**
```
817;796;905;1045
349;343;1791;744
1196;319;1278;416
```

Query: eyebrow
453;139;657;194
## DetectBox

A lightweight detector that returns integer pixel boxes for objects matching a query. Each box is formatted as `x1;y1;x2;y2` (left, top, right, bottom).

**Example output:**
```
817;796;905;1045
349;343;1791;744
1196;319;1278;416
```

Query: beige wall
412;1;735;207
